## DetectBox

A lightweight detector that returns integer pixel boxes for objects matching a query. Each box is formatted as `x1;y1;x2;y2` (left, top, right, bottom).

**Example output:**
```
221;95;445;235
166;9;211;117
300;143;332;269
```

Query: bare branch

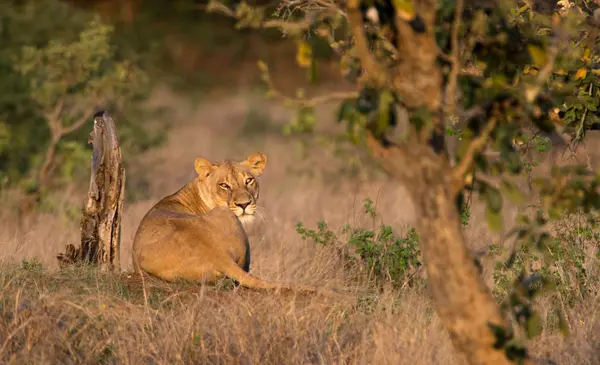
206;1;312;34
271;90;358;107
461;106;484;122
205;1;234;16
438;50;453;63
38;98;67;190
43;98;65;138
62;107;96;135
38;141;58;190
38;101;98;191
451;117;498;194
277;0;343;15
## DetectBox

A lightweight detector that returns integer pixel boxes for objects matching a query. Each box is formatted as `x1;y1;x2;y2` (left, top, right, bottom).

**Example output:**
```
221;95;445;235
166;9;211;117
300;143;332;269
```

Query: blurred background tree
14;18;147;192
0;0;167;201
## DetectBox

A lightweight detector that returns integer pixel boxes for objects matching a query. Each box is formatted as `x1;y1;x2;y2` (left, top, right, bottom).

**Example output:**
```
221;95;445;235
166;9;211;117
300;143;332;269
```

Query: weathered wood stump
57;111;125;271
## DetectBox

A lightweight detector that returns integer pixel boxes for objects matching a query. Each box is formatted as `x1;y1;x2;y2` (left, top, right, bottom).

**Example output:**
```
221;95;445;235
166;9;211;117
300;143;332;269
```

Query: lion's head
193;152;267;224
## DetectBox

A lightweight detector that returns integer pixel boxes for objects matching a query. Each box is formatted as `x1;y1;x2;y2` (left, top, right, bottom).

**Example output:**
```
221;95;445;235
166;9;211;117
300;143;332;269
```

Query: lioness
132;152;313;292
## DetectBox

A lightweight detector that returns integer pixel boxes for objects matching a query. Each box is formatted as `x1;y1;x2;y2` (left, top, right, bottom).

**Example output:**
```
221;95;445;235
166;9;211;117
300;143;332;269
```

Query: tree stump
57;111;125;271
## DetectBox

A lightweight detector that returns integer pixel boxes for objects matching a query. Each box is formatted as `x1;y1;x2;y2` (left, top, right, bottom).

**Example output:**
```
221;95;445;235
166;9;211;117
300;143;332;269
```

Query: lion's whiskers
254;207;268;223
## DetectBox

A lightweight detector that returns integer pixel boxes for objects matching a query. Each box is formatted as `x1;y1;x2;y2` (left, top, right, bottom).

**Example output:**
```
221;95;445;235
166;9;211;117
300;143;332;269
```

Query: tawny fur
132;152;319;293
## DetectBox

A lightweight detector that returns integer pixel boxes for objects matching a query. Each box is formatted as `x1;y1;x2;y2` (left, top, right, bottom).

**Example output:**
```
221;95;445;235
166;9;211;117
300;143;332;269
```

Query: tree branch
38;140;58;190
451;117;498;194
44;98;65;137
38;102;98;191
62;107;96;135
461;106;484;122
444;0;464;116
205;1;312;34
38;98;66;191
271;90;359;108
346;0;387;86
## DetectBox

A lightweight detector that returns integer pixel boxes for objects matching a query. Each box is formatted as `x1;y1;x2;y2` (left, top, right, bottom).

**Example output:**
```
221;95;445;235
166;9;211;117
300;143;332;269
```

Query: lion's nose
236;202;250;211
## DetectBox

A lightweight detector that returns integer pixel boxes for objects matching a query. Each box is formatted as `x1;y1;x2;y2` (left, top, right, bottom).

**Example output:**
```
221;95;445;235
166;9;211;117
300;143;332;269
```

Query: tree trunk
366;135;522;365
345;0;526;361
57;111;125;271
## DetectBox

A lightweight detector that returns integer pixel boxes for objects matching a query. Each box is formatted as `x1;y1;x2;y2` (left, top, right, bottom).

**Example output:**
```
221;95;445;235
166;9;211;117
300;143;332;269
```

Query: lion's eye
219;183;230;190
245;177;254;185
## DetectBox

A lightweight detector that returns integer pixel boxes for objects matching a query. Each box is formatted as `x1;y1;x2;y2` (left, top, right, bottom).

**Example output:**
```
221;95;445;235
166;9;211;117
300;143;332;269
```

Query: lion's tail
220;259;337;296
220;258;282;290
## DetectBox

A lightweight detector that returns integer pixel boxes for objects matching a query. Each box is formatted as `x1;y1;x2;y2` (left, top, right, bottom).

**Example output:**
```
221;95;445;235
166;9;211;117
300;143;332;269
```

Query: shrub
296;198;422;289
490;211;599;338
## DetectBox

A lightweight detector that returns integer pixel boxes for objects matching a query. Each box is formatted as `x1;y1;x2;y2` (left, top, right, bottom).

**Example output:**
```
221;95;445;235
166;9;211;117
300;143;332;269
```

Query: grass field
1;89;599;365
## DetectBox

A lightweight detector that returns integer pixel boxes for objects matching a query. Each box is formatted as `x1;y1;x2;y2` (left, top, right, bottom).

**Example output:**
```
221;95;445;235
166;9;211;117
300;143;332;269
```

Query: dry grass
0;88;599;364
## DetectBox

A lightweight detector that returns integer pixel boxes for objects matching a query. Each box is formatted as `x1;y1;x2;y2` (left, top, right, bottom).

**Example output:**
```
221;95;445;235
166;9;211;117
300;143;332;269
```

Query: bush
489;211;599;338
296;198;422;289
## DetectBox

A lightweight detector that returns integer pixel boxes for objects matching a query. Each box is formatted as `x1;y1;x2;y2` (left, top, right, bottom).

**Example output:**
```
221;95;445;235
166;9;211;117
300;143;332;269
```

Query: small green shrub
296;198;422;289
296;221;338;247
20;258;44;273
491;214;599;317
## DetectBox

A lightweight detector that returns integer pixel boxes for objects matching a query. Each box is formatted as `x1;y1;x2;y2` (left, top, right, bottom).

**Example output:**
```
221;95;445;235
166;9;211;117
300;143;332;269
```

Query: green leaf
548;207;565;220
337;99;356;123
500;143;522;175
527;44;547;68
526;312;543;339
500;180;525;204
456;129;474;160
376;90;394;134
486;205;504;232
408;106;432;134
484;186;503;213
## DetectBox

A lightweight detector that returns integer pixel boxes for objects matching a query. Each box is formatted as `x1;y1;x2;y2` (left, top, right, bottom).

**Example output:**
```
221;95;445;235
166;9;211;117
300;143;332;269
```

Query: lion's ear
242;152;267;176
194;157;214;179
